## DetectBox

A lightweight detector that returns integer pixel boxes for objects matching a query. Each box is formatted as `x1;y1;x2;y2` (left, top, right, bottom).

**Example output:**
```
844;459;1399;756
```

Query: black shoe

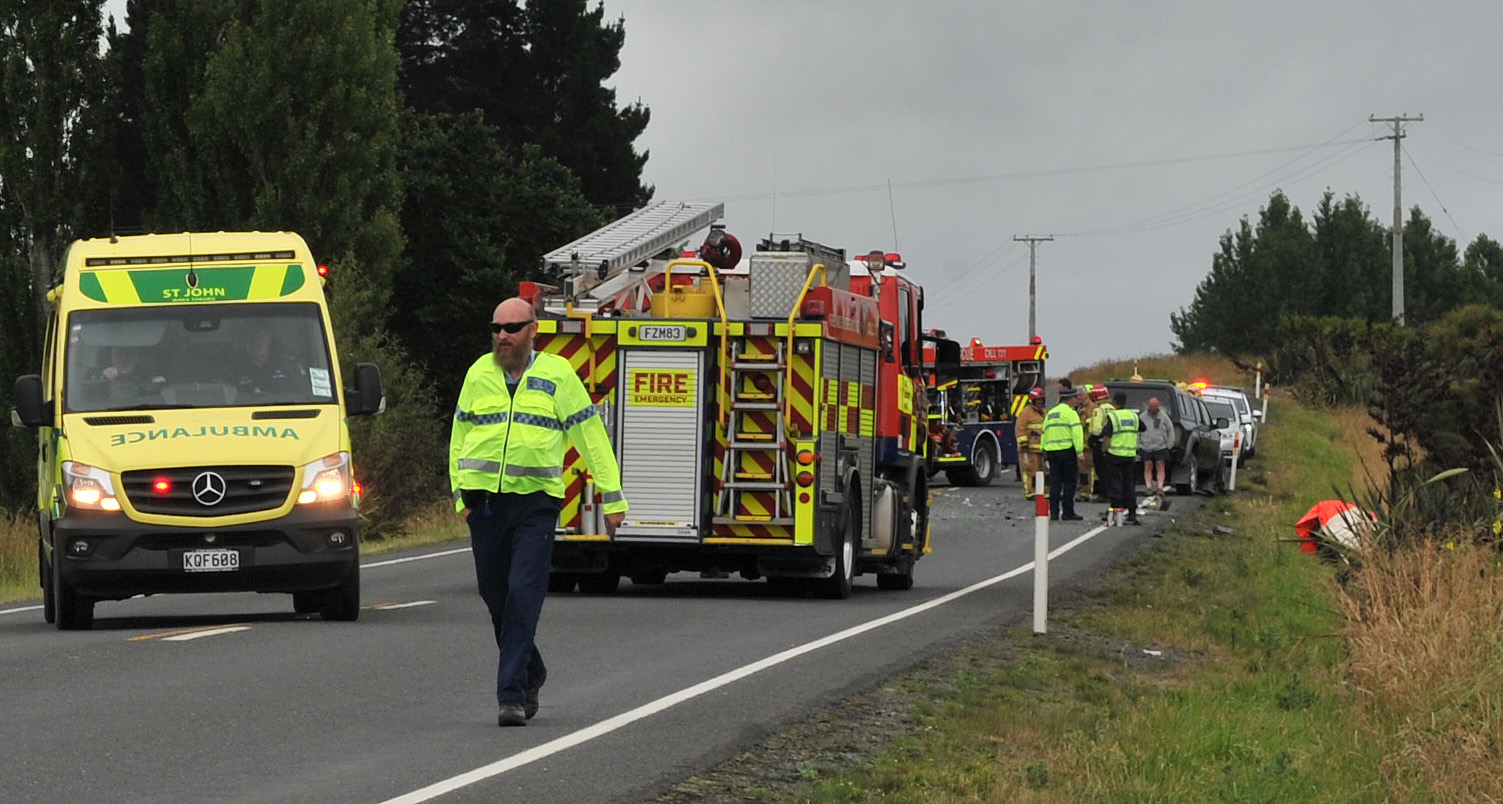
1061;513;1084;521
498;702;527;727
524;667;547;720
1049;515;1059;521
1126;518;1142;526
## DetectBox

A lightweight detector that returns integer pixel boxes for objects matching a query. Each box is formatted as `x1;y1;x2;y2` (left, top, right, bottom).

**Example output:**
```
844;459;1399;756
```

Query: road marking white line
369;600;437;610
129;624;253;642
0;605;44;616
377;524;1109;804
160;626;250;641
363;548;471;568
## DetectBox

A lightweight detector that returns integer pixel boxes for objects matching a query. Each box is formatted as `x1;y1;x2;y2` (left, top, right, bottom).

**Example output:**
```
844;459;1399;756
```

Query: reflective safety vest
1107;407;1140;457
449;351;627;514
1089;401;1115;437
1040;403;1083;453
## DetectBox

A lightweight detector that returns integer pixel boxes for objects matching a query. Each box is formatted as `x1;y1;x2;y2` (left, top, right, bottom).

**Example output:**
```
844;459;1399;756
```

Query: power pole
1370;113;1423;325
1013;235;1053;341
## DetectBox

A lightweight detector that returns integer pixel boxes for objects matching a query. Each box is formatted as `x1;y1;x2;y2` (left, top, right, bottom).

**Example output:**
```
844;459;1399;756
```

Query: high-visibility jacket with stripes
449;351;627;514
1105;407;1141;457
1040;402;1083;453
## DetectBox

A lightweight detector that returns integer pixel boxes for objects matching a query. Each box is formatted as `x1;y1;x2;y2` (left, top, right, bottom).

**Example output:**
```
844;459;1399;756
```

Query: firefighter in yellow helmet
1014;387;1047;498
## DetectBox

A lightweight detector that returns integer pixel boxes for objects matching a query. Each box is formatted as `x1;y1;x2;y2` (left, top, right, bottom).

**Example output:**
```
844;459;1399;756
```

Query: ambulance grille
121;465;295;516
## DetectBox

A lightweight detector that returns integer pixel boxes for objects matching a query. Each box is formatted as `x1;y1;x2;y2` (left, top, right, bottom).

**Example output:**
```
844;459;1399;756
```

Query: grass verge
658;392;1499;803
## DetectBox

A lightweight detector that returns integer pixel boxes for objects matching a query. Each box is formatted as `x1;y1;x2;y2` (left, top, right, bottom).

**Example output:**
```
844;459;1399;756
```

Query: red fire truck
520;202;959;597
922;337;1047;486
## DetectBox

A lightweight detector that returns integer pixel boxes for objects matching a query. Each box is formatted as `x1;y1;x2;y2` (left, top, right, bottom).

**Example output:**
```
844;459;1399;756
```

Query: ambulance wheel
52;541;94;630
578;571;620;594
877;556;915;591
816;503;856;600
40;541;56;624
547;573;579;593
319;567;360;621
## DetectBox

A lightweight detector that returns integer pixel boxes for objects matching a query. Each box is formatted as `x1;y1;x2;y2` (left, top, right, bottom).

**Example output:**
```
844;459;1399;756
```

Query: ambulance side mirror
11;374;50;428
346;363;385;416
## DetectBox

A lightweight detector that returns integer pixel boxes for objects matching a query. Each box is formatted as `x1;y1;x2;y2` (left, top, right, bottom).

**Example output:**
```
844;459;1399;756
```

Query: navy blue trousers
1045;449;1078;518
468;491;559;705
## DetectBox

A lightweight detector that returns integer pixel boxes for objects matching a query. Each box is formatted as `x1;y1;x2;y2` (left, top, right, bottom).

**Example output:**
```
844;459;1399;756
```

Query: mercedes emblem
192;471;227;506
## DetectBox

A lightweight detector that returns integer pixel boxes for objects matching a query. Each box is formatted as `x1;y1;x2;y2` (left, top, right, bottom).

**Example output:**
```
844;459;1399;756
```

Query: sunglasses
490;320;535;334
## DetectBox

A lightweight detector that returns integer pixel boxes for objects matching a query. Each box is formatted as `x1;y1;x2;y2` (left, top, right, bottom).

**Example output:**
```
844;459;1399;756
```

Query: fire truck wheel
876;557;914;591
630;569;668;585
816;503;856;600
547;573;580;593
970;442;998;486
578;571;621;594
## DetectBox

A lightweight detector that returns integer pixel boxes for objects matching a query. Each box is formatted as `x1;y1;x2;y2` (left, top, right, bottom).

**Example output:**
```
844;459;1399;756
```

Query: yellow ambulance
10;232;383;629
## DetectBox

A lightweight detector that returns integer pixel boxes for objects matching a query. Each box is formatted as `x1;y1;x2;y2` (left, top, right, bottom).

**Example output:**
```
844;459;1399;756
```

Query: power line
1403;143;1466;244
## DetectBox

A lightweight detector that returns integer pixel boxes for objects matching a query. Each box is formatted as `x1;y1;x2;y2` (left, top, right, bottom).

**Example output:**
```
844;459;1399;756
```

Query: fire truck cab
522;202;959;598
922;337;1047;486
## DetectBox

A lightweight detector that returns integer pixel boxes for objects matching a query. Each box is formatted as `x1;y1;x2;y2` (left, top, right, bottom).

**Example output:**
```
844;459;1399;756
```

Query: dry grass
1067;352;1262;390
0;508;36;600
1340;540;1503;803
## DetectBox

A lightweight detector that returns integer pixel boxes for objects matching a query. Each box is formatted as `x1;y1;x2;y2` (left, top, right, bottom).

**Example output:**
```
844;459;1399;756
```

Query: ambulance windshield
65;302;336;412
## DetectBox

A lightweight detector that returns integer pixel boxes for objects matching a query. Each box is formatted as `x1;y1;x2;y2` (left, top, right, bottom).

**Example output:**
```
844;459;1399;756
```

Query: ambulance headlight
63;461;120;512
298;452;351;504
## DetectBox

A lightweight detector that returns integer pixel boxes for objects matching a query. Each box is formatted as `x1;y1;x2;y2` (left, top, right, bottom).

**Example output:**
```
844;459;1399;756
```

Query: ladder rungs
712;515;796;525
734;432;775;442
731;401;779;411
729;441;783;450
724;480;786;491
734;471;775;481
732;362;785;371
734;392;775;402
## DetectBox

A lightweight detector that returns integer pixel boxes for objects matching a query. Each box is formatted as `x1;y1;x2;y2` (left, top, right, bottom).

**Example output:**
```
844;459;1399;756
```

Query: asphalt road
0;477;1197;804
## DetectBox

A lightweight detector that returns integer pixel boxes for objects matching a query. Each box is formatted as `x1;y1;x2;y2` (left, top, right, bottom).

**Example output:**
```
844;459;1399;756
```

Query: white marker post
1227;432;1240;491
1032;470;1049;634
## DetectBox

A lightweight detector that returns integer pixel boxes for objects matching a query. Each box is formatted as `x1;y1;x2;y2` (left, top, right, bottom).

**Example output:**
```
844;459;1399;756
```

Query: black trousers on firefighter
1095;442;1119;504
1107;453;1137;520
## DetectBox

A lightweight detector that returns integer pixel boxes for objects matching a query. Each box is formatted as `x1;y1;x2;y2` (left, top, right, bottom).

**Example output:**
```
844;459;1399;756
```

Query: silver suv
1200;386;1259;462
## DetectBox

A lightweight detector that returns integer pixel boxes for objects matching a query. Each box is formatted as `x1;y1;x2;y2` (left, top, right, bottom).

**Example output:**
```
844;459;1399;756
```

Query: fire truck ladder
539;200;725;308
715;340;793;524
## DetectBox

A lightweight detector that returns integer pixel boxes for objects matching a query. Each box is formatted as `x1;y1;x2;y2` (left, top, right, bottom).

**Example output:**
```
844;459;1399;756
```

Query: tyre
40;541;56;625
52;543;94;631
815;504;856;600
292;592;320;614
970;443;997;486
319;567;360;621
876;556;915;591
629;569;668;585
577;571;620;594
1174;456;1198;496
944;466;977;486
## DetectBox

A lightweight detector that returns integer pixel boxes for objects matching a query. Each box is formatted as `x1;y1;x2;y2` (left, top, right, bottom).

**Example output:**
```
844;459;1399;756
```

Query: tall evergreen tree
397;0;650;209
0;0;107;508
1311;192;1389;320
1400;209;1464;327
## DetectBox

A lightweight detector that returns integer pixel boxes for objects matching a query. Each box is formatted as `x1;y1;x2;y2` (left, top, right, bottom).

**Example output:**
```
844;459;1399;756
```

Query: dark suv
1102;379;1228;495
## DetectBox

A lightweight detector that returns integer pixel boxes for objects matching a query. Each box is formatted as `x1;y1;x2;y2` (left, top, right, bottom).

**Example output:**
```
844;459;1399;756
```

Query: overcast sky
101;1;1503;374
594;0;1503;373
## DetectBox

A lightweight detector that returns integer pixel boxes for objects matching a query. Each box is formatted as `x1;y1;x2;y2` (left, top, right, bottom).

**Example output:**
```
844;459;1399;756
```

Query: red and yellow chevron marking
709;522;794;539
1010;395;1027;418
824;379;876;437
537;332;617;534
786;348;815;435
